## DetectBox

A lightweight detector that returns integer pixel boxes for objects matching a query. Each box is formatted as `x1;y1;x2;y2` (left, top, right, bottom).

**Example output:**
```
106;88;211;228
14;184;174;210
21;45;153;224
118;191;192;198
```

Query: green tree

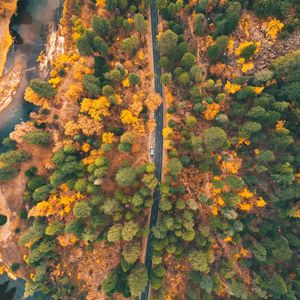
167;158;183;176
32;185;51;202
0;150;29;165
102;270;118;296
193;13;206;36
188;251;210;273
23;130;51;146
107;224;122;242
116;167;136;186
83;74;101;98
257;150;275;164
73;201;92;219
122;243;140;264
178;72;191;86
181;52;196;70
91;15;110;38
93;37;108;56
157;0;167;9
134;13;147;35
157;30;178;55
121;221;139;241
30;79;57;99
76;31;94;56
190;65;202;82
161;73;172;85
128;73;140;86
128;264;148;297
121;36;140;55
74;178;88;193
253;0;291;18
19;221;46;246
203;127;228;150
105;69;122;83
186;115;197;127
240;44;257;61
45;221;64;236
207;36;228;64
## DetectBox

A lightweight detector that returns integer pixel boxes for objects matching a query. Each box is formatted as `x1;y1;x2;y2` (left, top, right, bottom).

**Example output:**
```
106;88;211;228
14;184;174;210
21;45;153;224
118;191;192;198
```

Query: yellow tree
80;96;110;120
145;93;162;111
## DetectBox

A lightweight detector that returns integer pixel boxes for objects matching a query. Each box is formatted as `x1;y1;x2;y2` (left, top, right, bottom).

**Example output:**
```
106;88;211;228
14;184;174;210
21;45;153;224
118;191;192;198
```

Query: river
0;0;61;298
0;0;62;143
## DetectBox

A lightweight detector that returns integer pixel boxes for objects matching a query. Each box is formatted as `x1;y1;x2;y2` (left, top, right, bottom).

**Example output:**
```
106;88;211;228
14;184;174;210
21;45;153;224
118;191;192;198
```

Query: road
141;0;163;299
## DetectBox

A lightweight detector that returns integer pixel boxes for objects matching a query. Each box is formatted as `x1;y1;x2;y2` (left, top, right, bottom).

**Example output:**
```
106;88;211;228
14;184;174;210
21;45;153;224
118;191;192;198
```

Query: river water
0;0;61;298
0;0;61;143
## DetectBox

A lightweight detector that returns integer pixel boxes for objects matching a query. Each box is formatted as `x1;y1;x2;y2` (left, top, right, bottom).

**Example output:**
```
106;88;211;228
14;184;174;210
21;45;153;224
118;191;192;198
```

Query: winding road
141;0;164;299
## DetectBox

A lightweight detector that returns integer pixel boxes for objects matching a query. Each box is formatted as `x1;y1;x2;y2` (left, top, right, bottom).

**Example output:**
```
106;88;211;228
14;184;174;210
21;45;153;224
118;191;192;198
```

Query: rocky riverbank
0;0;18;77
0;58;25;112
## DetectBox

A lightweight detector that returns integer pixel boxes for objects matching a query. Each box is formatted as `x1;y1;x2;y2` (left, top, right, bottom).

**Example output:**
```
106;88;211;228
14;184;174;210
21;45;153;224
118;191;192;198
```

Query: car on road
150;148;154;156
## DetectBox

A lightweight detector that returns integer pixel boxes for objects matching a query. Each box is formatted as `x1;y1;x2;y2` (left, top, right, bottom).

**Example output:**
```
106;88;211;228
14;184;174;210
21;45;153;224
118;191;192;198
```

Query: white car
150;148;154;156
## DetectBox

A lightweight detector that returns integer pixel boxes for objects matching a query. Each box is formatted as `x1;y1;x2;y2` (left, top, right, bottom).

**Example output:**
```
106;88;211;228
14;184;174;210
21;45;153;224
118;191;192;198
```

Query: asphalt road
141;0;163;299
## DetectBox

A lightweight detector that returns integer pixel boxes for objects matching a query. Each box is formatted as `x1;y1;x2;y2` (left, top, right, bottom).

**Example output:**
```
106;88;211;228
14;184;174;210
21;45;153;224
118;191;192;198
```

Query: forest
0;0;299;299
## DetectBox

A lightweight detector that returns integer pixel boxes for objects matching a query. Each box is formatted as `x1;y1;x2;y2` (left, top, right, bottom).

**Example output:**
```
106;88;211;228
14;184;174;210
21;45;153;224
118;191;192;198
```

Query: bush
11;263;20;272
0;214;7;225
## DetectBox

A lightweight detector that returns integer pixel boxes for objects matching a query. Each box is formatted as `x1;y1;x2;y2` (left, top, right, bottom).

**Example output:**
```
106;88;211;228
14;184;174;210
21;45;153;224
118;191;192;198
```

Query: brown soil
60;241;121;300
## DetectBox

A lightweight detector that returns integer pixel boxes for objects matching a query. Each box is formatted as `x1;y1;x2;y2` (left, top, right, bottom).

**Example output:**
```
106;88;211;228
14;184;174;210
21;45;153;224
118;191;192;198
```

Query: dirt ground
0;143;52;277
